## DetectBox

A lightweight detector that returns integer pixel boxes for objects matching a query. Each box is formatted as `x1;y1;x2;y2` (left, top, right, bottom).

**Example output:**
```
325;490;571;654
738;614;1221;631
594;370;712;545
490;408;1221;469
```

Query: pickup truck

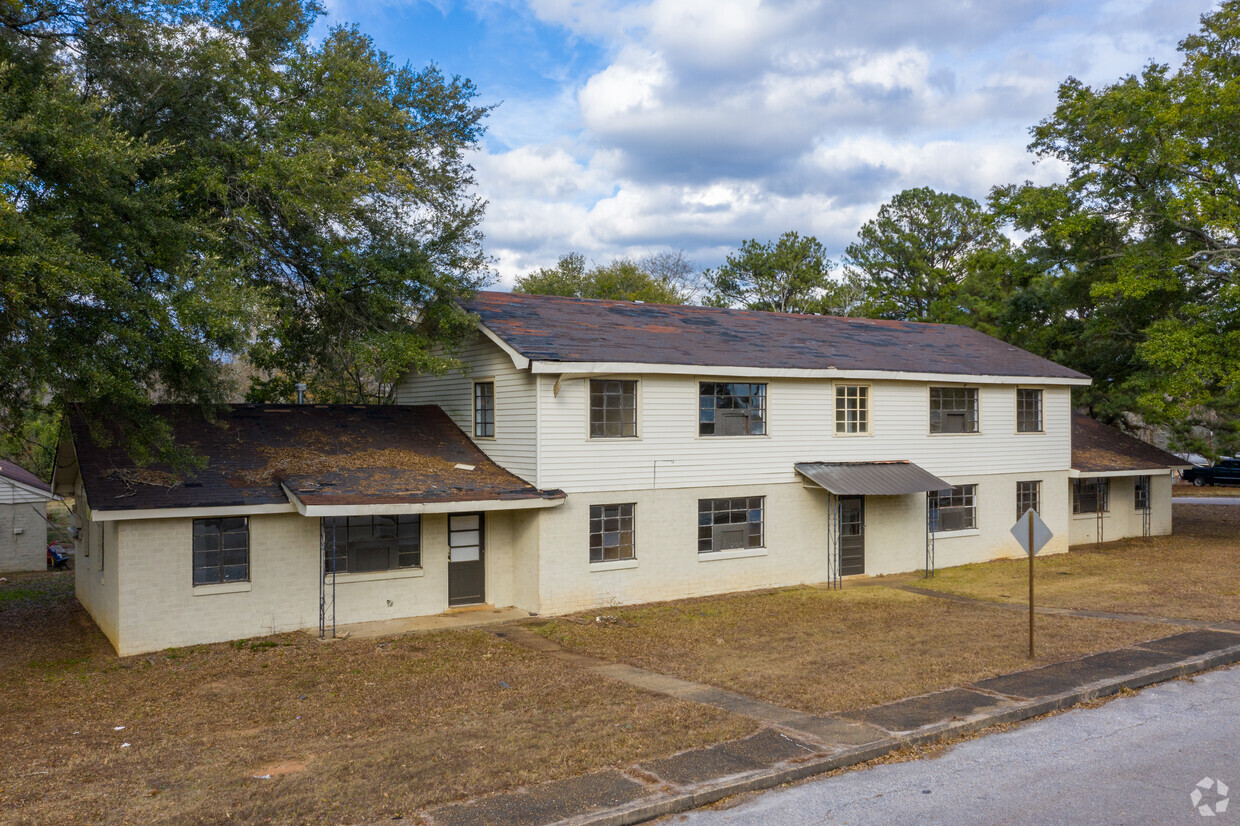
1182;458;1240;487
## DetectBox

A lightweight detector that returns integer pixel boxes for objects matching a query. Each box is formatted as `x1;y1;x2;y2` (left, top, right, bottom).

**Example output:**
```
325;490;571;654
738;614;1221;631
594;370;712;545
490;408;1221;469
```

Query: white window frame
698;497;765;553
1016;480;1041;520
472;379;496;440
834;383;871;436
928;485;978;533
929;386;980;434
589;503;636;563
588;378;639;439
1016;387;1044;434
698;381;769;437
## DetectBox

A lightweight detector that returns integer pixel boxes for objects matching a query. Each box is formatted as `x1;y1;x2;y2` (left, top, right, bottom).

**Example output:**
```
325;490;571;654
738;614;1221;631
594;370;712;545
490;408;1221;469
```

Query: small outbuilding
1069;413;1191;545
0;459;57;572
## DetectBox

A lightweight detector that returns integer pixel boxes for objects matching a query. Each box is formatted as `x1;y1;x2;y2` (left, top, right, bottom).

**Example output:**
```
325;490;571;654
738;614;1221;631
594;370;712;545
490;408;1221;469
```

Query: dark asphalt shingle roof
66;404;561;512
0;459;52;493
466;291;1089;380
1071;413;1191;473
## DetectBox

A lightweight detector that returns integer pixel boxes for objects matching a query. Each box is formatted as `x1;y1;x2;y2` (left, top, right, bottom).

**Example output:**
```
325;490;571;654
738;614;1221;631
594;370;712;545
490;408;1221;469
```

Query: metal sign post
1011;509;1053;659
1028;514;1034;658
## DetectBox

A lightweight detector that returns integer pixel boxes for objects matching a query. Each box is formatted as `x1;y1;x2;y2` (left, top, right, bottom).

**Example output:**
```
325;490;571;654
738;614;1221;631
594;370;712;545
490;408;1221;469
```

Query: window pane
590;380;636;439
194;567;219;586
222;565;248;582
588;502;636;562
700;383;767;436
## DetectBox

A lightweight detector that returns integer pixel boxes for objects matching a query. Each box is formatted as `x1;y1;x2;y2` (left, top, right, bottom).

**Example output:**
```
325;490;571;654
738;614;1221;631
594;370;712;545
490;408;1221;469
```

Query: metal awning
795;461;951;496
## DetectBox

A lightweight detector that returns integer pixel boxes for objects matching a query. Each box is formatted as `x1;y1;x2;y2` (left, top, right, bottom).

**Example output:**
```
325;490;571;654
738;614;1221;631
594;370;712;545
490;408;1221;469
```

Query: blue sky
321;0;1220;287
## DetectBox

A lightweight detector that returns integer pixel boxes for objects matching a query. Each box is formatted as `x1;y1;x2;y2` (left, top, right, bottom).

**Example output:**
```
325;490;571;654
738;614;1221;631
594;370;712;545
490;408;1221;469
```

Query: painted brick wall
0;501;47;572
103;510;535;656
532;470;1075;617
1069;472;1174;546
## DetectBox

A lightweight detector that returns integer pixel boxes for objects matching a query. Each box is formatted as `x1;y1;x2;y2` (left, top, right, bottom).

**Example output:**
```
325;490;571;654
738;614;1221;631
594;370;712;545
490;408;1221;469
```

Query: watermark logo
1191;777;1230;817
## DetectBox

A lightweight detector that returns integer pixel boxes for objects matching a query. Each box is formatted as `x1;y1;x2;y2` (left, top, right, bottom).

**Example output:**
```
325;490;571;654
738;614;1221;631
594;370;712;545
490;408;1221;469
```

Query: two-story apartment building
53;292;1186;655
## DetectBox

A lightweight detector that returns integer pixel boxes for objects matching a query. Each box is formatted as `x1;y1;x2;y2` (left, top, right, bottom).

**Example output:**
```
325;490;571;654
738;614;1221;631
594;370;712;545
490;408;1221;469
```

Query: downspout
534;373;542;489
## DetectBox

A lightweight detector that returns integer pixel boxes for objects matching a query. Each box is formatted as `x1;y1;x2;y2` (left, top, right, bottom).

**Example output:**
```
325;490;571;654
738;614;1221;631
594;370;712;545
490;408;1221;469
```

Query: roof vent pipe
295;382;307;405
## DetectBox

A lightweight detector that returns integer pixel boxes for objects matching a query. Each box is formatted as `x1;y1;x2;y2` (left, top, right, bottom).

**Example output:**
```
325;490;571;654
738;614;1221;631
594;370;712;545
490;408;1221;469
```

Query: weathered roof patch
65;404;563;512
466;291;1089;380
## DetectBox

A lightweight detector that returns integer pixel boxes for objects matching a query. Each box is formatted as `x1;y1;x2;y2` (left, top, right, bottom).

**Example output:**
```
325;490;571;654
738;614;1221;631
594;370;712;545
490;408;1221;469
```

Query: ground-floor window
1134;475;1151;510
1073;478;1110;514
928;485;977;532
193;517;250;585
589;504;635;562
1016;480;1041;520
324;515;421;573
698;497;764;553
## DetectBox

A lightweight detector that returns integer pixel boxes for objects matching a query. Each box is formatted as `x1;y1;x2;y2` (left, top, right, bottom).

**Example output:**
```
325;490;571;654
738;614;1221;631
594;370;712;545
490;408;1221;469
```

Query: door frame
447;512;486;606
839;495;865;576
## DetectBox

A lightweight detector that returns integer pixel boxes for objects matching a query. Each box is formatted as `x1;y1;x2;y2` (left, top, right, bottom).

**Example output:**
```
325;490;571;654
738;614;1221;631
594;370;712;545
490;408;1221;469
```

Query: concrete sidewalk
420;627;1240;826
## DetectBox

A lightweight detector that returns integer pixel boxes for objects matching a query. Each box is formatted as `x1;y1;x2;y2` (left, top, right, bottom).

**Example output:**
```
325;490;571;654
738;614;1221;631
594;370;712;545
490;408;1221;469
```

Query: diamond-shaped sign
1011;508;1053;556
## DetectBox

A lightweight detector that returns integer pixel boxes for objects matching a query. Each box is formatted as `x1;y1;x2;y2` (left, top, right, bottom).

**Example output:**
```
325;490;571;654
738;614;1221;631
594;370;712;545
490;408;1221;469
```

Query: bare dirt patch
911;504;1240;622
533;584;1172;716
0;573;753;825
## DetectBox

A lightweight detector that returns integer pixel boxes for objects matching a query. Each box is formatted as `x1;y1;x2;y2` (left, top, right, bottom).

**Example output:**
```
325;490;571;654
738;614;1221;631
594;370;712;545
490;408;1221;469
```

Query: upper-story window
1016;388;1043;433
930;387;978;433
473;381;495;438
700;382;766;436
835;385;870;435
589;379;637;438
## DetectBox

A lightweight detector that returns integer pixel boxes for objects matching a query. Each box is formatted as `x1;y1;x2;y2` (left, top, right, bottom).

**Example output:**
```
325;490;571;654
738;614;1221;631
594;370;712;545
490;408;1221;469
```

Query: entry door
840;496;865;576
448;513;485;606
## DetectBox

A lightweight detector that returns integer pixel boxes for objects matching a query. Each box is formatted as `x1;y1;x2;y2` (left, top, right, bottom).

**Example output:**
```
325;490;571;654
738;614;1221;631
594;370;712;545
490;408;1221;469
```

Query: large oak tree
0;0;490;463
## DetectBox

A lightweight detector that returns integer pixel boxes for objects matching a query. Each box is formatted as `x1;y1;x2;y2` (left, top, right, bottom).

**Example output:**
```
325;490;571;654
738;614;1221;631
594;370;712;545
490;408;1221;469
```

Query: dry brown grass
533;585;1172;715
912;504;1240;622
0;573;753;826
1172;483;1240;497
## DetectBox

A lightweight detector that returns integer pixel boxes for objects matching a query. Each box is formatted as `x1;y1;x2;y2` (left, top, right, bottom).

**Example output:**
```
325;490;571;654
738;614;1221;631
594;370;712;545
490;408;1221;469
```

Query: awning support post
826;492;841;590
925;493;936;578
319;519;336;640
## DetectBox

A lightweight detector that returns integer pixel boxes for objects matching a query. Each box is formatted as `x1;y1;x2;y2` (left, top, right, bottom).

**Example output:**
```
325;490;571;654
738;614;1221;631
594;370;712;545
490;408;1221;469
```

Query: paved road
672;667;1240;825
1174;497;1240;505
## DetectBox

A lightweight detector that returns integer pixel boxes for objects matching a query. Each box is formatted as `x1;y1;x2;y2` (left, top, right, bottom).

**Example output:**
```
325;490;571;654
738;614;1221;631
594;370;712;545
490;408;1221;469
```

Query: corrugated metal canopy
795;461;951;496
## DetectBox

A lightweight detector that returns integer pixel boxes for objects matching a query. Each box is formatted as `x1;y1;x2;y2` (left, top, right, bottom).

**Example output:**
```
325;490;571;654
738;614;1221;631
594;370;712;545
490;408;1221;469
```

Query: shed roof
1071;413;1191;473
466;291;1089;380
795;461;951;496
0;458;53;496
61;404;563;514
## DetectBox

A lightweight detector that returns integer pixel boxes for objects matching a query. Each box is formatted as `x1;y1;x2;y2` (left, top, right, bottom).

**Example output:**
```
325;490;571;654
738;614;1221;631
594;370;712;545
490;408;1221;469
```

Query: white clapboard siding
0;477;52;505
394;334;539;484
537;375;1072;493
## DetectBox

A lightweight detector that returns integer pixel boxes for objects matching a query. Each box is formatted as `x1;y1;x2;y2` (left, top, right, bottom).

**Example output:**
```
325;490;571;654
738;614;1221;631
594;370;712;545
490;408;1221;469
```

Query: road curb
560;641;1240;826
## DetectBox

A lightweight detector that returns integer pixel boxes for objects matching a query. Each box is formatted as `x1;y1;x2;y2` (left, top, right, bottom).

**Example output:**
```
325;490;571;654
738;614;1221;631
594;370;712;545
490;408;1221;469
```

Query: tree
640;249;705;302
843;187;1008;322
703;232;834;313
514;253;688;303
992;1;1240;450
0;0;490;461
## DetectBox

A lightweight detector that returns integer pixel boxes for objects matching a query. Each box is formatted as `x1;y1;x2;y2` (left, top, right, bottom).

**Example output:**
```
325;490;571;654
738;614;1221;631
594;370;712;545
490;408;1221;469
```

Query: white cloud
467;0;1219;283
